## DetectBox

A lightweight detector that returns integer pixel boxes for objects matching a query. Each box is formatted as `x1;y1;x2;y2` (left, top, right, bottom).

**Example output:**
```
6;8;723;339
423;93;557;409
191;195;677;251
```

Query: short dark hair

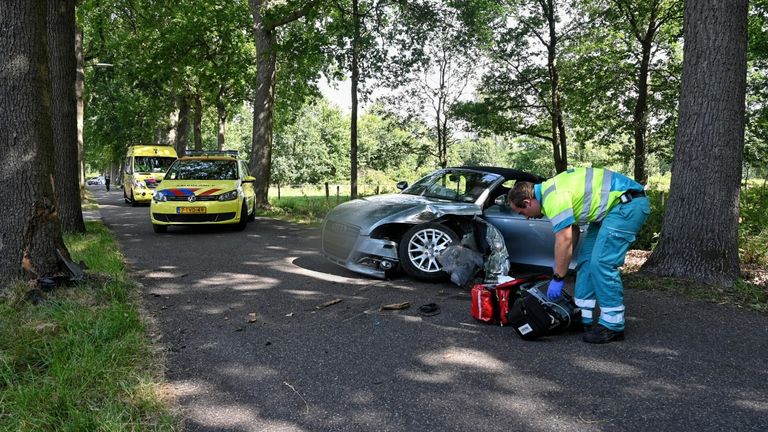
508;181;535;207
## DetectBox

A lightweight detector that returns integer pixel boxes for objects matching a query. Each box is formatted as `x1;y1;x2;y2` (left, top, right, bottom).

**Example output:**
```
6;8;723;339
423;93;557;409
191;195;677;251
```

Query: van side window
125;158;131;174
240;161;250;178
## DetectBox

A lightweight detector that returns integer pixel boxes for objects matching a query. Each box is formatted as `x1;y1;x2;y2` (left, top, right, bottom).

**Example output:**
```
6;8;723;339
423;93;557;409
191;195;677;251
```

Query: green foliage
0;221;177;431
79;0;256;167
746;0;768;179
272;98;349;185
739;183;768;267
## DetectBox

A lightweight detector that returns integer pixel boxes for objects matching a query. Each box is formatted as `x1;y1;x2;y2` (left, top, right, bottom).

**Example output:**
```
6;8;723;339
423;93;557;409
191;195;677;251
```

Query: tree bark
48;0;85;233
641;0;747;287
249;0;278;208
193;94;203;150
175;95;190;157
544;0;568;173
632;37;652;185
217;102;227;150
349;0;360;199
1;1;69;285
247;0;318;208
75;25;85;192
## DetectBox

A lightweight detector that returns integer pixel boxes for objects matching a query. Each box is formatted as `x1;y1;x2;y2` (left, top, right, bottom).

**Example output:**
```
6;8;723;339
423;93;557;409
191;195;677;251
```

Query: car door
482;203;559;269
238;161;255;211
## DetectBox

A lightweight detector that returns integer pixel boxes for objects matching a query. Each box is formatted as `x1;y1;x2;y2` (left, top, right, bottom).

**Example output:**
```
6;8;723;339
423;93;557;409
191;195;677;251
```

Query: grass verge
0;221;178;432
624;273;768;313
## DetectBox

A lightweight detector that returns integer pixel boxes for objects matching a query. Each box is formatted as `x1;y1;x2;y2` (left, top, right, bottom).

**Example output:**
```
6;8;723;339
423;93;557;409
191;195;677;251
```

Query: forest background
2;0;766;289
78;0;768;282
2;2;765;429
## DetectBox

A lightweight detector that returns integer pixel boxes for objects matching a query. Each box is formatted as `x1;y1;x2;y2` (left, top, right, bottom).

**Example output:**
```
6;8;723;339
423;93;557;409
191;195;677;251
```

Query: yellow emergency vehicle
149;150;256;233
123;145;178;206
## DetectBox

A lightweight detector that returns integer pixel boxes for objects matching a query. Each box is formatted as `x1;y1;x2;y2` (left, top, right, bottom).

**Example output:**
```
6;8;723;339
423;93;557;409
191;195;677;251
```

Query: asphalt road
90;186;768;432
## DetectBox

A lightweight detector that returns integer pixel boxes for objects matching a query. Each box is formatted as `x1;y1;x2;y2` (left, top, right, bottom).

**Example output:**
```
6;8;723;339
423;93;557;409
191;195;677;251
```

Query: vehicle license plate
177;207;206;214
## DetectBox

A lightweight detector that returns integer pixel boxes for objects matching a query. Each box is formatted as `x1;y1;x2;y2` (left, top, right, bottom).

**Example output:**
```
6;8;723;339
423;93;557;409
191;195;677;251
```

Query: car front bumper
150;199;243;225
322;221;399;279
133;188;155;202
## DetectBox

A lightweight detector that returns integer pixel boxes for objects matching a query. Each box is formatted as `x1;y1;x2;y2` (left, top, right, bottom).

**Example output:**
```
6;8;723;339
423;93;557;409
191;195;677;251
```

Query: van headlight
217;190;239;201
134;180;147;190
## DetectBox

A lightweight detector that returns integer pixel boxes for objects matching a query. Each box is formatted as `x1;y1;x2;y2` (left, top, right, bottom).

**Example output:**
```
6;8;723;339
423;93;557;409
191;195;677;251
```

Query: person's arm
553;226;574;277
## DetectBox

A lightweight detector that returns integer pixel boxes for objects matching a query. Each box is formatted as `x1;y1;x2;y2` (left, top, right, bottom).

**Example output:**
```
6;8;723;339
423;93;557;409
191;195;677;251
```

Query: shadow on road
87;185;768;432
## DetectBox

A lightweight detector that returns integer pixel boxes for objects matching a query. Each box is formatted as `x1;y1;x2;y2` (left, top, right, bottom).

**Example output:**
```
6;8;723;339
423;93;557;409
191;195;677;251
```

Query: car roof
451;166;545;183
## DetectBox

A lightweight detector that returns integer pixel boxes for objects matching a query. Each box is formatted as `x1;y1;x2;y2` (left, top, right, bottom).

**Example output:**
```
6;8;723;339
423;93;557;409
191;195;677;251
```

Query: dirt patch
623;249;768;288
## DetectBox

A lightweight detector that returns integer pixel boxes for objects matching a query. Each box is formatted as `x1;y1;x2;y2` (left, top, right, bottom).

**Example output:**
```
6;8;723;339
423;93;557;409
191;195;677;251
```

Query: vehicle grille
322;221;360;260
153;212;236;223
163;195;219;202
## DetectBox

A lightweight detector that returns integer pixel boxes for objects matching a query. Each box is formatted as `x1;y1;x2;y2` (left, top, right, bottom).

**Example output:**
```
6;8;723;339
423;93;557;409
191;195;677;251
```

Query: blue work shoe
583;324;624;344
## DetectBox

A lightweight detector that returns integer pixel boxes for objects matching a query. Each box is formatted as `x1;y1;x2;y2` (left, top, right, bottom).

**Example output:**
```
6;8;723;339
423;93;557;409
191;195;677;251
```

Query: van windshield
134;156;176;174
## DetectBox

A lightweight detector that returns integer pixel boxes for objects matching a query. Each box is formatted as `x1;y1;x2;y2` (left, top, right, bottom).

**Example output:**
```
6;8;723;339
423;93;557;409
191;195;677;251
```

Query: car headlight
134;180;147;190
153;192;167;202
217;190;239;201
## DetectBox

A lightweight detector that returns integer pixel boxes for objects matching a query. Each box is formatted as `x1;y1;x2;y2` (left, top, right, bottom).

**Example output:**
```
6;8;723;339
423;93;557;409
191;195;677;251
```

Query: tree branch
266;0;321;30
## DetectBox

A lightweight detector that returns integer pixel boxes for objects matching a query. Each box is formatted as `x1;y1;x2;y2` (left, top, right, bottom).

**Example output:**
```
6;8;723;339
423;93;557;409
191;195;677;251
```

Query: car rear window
165;160;238;181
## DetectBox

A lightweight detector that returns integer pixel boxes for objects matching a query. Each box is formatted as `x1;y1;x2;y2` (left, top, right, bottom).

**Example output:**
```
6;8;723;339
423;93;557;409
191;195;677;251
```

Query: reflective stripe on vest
541;168;621;225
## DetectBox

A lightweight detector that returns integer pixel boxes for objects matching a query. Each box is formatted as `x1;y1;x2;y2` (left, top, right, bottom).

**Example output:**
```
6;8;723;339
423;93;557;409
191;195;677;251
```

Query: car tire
124;189;131;204
398;222;459;281
131;190;138;207
247;200;256;222
152;224;167;233
233;200;248;231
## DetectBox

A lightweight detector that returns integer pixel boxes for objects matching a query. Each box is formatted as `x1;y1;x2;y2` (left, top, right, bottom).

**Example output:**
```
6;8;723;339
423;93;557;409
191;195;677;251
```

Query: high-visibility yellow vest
536;168;643;233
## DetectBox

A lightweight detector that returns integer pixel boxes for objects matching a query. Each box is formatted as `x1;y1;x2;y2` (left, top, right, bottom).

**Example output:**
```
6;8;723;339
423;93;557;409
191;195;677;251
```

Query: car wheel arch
396;222;461;280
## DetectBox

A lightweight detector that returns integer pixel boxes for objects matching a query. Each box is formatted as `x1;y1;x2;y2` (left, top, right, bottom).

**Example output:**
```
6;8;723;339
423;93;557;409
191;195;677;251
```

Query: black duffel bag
506;280;580;340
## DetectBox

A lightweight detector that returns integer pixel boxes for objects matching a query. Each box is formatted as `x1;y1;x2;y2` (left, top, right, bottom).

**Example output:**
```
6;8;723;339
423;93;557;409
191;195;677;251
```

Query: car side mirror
243;175;256;183
396;181;408;191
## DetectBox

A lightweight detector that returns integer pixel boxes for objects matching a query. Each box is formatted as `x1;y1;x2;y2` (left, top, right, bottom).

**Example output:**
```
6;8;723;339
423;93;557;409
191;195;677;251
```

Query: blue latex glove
547;278;565;301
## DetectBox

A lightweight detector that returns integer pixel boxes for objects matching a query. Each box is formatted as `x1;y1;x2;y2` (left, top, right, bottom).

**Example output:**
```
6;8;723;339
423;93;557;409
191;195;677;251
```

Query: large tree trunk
48;0;85;233
349;0;360;200
632;40;652;185
249;0;278;208
544;0;568;173
641;0;747;287
1;1;69;286
75;25;85;192
175;95;190;157
217;102;227;150
193;94;203;150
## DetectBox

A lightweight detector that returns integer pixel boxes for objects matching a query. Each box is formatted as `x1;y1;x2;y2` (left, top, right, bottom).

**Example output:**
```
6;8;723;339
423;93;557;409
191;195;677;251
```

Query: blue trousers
574;196;650;331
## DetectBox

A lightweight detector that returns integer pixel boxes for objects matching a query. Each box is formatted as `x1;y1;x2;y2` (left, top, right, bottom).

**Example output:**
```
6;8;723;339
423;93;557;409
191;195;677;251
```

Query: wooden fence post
325;182;329;201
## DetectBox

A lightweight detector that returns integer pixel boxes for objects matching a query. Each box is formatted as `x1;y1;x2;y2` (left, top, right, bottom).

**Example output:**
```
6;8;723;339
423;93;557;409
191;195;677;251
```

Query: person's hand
547;278;564;301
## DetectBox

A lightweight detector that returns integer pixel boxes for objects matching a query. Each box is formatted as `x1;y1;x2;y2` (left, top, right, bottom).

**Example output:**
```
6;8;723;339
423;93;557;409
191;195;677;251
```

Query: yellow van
123;145;178;206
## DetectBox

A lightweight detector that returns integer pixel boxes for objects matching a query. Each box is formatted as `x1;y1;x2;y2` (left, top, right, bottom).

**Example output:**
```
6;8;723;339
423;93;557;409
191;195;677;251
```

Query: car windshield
134;156;176;174
402;170;500;202
165;160;238;181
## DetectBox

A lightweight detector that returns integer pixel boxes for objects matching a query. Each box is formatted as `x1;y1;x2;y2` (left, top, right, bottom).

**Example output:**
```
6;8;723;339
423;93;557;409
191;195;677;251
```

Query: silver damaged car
321;166;579;280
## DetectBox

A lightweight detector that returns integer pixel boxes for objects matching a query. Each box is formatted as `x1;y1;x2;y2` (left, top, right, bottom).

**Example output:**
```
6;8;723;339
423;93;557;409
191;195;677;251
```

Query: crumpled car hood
326;194;481;234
